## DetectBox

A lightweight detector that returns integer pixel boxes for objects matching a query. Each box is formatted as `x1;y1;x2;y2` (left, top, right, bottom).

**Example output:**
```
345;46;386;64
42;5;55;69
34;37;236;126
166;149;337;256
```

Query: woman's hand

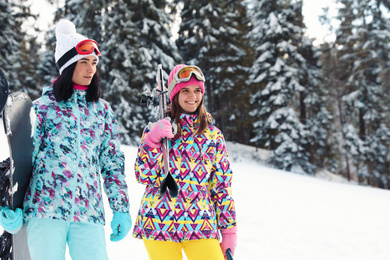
0;207;23;234
144;117;174;148
220;226;237;259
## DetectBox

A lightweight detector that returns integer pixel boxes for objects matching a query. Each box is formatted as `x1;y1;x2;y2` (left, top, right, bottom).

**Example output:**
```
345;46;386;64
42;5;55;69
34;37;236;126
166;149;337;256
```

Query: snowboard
0;69;9;114
0;88;34;258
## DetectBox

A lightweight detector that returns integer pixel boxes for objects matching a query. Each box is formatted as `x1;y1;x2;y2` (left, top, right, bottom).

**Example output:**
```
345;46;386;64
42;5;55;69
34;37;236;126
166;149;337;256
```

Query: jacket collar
42;85;87;103
179;113;199;128
179;112;213;127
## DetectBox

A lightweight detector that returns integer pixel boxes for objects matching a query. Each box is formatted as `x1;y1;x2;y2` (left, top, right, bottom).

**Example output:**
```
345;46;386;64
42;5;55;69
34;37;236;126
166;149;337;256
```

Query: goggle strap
56;47;100;70
167;79;177;96
56;48;78;70
167;75;205;94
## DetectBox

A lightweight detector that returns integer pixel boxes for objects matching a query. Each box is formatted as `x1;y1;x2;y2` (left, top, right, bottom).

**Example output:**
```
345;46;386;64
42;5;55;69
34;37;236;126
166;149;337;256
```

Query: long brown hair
168;94;209;137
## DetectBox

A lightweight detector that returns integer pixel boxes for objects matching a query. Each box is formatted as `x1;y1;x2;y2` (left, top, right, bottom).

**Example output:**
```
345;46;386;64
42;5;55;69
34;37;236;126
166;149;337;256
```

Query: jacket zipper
70;92;81;221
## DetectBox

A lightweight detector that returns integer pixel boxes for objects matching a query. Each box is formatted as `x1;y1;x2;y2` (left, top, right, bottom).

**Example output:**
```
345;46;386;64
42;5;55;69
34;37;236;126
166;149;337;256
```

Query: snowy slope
1;127;390;259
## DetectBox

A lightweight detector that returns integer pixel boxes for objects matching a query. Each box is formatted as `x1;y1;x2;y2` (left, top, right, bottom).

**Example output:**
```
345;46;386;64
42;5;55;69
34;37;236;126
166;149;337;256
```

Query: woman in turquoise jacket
0;19;132;260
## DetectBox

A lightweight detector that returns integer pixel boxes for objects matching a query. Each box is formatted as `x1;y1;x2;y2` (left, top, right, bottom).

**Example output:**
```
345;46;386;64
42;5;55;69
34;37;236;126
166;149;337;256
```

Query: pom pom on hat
168;64;205;102
55;19;77;35
54;19;100;75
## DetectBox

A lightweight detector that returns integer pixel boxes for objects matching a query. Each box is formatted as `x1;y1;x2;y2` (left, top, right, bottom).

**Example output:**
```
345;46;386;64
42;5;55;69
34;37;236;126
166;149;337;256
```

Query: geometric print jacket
23;86;129;225
133;113;236;242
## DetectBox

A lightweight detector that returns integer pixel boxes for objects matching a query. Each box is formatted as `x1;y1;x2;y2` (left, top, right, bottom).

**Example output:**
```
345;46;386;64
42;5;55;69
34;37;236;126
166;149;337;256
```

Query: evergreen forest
2;0;390;189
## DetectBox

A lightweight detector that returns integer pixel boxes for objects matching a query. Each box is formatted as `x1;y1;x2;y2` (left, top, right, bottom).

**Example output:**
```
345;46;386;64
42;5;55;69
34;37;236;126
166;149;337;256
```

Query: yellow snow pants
143;238;224;260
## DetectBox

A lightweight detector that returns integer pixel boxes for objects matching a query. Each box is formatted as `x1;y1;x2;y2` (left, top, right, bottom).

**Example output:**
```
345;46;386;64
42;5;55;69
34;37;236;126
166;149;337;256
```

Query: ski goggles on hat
75;40;101;56
56;39;101;70
168;65;205;91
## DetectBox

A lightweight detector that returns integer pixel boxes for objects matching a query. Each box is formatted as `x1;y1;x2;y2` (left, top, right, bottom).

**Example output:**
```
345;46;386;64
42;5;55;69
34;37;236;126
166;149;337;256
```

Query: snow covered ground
1;126;390;259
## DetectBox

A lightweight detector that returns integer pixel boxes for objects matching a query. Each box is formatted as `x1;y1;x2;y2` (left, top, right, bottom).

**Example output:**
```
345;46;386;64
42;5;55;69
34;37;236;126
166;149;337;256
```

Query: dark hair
53;62;102;103
168;93;208;137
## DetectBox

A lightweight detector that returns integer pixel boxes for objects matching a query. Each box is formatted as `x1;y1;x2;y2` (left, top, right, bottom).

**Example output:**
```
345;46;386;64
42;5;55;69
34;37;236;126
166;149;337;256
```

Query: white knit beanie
55;19;100;75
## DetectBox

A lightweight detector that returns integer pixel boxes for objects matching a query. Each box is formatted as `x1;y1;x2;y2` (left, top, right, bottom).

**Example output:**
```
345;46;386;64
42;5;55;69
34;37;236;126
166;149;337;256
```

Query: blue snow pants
26;218;109;260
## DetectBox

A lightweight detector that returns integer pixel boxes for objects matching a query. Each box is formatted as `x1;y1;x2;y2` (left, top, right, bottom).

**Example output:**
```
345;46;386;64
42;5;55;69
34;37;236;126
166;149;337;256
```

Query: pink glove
220;226;237;259
144;118;174;148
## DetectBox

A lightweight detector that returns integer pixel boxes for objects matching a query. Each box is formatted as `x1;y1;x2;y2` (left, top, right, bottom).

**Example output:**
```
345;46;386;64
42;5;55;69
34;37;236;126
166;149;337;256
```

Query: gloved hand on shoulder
0;206;23;234
220;226;237;259
144;117;174;148
110;212;132;242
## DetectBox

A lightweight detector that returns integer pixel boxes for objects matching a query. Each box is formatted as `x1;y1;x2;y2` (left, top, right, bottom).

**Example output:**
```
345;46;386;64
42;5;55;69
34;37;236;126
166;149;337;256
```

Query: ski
155;64;178;198
141;64;179;197
226;249;233;260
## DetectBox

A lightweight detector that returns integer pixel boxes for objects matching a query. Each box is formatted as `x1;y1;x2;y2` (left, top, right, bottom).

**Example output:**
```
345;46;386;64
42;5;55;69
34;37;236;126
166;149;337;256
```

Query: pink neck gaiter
73;84;88;90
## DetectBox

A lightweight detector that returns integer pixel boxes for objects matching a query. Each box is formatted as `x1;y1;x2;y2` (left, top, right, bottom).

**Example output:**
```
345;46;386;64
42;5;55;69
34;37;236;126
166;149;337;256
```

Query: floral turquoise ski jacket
23;86;129;225
133;113;236;242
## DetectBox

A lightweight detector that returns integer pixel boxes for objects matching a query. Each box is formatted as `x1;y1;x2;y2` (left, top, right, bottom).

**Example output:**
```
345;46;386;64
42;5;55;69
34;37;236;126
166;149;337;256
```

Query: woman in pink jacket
133;64;237;260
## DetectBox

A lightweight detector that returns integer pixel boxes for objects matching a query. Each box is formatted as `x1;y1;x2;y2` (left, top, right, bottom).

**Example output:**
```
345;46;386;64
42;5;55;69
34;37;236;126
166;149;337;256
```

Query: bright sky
26;0;58;43
302;0;338;45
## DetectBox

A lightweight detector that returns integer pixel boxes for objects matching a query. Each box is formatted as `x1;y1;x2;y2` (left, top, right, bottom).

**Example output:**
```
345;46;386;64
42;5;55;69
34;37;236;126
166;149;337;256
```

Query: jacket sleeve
134;127;164;185
99;102;129;213
209;131;237;229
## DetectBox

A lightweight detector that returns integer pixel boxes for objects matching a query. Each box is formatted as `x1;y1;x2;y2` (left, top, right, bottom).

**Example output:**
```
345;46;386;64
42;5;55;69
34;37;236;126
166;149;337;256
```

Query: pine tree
36;32;57;87
0;1;19;84
175;0;252;144
40;0;181;144
100;0;181;144
335;0;390;187
48;0;104;42
247;0;320;173
298;37;333;171
0;0;40;96
320;0;358;180
319;44;348;177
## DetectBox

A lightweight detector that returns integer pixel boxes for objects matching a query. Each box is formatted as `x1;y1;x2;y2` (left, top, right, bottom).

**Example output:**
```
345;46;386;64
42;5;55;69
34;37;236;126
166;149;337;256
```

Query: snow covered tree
0;0;40;97
99;0;181;144
247;0;319;173
319;0;358;180
52;0;104;42
36;32;57;87
369;1;390;127
298;37;333;171
175;0;252;144
320;44;352;178
334;0;390;187
40;0;181;144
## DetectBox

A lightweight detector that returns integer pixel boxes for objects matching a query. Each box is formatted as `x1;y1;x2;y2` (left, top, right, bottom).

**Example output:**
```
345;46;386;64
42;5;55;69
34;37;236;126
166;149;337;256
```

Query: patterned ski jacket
23;86;129;225
133;113;236;242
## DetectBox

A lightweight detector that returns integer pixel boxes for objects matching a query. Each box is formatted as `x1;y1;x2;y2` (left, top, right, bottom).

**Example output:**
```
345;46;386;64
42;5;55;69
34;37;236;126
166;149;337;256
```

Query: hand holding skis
156;65;179;198
140;65;179;197
220;226;237;260
145;118;174;148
